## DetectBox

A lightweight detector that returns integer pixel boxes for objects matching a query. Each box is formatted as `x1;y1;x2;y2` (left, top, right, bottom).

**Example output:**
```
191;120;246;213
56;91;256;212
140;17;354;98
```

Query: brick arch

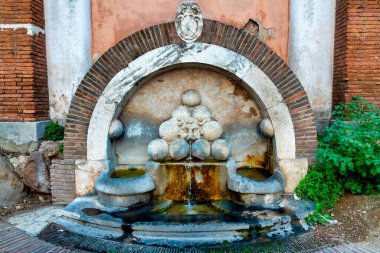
52;19;317;204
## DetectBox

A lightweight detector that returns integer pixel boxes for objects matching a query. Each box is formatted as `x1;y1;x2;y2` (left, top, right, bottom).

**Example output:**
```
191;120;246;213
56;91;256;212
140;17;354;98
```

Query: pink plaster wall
91;0;289;62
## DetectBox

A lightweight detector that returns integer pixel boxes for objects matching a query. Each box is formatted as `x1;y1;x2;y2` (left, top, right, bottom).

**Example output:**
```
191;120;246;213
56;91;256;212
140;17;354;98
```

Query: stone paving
7;206;63;236
0;205;379;253
37;222;380;253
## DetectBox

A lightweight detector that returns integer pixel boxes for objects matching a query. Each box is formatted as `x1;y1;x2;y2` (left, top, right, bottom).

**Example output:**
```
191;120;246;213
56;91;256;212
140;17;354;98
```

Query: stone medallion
175;1;203;43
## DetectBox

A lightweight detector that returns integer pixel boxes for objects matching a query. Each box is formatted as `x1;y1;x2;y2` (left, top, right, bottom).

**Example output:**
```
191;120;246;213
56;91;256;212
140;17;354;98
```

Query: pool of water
160;202;223;215
236;167;272;180
110;168;146;178
81;199;297;227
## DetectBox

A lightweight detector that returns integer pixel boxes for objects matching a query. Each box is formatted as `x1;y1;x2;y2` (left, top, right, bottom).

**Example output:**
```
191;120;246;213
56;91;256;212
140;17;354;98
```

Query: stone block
75;160;106;196
38;141;60;158
23;151;50;193
0;155;26;207
0;121;50;153
278;158;308;193
9;155;29;178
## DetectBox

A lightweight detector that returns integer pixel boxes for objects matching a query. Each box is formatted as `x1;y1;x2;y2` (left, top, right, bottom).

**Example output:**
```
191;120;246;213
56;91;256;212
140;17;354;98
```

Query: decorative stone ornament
192;105;211;123
191;139;211;160
175;1;203;43
147;139;169;162
147;89;233;161
171;105;191;119
169;139;190;160
202;121;223;141
211;139;231;160
159;119;179;141
182;89;201;106
109;119;124;140
259;118;274;138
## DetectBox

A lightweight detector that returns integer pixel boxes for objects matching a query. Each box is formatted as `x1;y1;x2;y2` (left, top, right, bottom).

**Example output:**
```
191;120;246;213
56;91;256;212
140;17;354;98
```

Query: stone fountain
58;87;313;247
49;2;314;248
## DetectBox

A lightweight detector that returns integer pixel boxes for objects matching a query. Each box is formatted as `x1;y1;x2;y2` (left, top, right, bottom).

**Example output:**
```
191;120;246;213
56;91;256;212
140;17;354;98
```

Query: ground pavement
0;205;378;253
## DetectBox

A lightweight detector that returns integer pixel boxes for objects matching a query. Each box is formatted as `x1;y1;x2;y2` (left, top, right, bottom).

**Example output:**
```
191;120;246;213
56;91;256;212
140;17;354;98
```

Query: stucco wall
289;0;336;126
45;0;336;130
91;0;290;62
44;0;92;122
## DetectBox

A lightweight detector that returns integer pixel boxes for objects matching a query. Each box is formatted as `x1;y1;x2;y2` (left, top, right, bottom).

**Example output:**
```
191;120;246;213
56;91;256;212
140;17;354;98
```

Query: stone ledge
0;121;50;153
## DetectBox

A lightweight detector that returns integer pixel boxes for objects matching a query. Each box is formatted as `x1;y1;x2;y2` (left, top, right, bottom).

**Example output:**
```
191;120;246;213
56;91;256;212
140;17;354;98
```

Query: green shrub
320;96;380;194
59;142;64;153
44;121;65;141
295;165;343;210
295;96;380;225
305;203;335;225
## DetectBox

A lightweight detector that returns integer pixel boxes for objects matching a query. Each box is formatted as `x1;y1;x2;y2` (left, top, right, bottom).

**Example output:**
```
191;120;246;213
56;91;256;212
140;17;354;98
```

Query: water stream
186;142;194;209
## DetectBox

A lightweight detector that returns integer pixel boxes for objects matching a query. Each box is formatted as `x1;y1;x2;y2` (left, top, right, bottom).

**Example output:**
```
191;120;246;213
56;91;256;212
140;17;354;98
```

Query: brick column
0;0;48;121
333;0;380;106
0;0;49;153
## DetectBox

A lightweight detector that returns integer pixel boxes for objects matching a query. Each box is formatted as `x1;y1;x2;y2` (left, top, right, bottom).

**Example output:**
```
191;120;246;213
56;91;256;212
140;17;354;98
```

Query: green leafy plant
59;142;64;153
305;203;335;225
320;96;380;194
44;121;65;141
295;96;380;225
295;165;343;210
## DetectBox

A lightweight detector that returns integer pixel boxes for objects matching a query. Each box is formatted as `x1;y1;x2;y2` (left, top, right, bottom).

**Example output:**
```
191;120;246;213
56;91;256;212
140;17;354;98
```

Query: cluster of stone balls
147;89;231;162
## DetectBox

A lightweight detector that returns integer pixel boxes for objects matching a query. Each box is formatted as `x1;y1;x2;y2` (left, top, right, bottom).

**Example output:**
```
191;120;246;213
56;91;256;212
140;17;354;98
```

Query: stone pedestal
278;158;308;193
75;160;107;196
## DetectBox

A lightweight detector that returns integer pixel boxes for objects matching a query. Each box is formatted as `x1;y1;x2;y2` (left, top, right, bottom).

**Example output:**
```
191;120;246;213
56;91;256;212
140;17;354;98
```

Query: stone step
132;221;249;232
55;217;124;239
133;230;244;247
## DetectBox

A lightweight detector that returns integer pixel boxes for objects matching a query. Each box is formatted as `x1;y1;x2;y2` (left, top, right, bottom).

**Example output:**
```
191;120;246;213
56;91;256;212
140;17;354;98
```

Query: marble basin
95;166;156;207
227;159;286;206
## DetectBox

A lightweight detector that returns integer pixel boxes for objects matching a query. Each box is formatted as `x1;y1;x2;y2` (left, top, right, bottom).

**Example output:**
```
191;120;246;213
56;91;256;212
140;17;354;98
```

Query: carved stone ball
259;118;274;138
109;119;124;140
171;105;191;119
192;105;211;122
202;121;223;141
191;139;211;160
181;89;201;107
159;119;179;141
169;139;190;160
211;139;231;161
147;139;169;162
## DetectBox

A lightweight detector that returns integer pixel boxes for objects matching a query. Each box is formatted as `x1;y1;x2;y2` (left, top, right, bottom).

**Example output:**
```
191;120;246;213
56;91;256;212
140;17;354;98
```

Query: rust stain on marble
163;164;224;201
244;154;267;168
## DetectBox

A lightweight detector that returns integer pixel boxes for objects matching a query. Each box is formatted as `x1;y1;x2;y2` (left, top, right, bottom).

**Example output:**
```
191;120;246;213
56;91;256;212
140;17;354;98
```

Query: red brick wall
51;20;318;204
0;0;48;121
333;0;380;106
0;0;45;29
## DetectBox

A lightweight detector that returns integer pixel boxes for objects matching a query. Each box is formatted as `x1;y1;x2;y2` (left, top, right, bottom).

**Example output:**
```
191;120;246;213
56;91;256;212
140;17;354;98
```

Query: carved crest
175;1;203;43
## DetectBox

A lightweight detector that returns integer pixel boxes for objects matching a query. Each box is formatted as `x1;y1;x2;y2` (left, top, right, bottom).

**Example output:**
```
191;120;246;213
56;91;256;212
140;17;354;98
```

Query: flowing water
186;163;193;208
